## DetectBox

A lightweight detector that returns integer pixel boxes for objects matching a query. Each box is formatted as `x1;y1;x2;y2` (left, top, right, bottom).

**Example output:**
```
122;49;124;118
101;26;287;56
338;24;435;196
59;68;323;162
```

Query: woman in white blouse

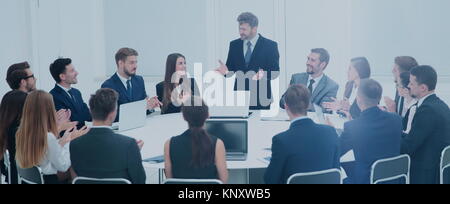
396;72;417;133
15;90;88;184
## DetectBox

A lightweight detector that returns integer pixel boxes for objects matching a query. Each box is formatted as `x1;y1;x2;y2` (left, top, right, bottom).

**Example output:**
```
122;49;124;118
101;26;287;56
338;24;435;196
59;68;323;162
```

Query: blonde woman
16;90;88;184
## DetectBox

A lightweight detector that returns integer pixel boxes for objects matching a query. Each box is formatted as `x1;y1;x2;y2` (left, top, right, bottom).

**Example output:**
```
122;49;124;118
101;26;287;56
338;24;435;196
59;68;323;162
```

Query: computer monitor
205;120;248;160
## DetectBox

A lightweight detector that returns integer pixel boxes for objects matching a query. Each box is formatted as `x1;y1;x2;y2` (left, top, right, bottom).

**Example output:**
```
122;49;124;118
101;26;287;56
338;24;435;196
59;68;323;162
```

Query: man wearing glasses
6;61;37;93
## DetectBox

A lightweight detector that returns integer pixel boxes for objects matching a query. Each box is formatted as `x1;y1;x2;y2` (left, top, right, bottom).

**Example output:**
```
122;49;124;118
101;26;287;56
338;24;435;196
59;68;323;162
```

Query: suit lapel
113;74;131;101
312;75;327;100
55;85;78;112
249;35;263;68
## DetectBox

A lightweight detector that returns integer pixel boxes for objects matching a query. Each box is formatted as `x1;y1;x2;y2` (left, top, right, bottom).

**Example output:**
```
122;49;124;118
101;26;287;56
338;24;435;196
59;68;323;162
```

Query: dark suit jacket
340;107;402;184
401;94;450;184
280;73;339;109
0;123;19;184
50;85;91;128
264;119;340;184
70;128;146;184
101;73;150;121
156;78;200;115
226;34;280;110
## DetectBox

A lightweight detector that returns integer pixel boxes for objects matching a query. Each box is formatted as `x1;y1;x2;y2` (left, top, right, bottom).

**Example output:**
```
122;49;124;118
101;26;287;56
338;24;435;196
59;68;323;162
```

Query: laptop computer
209;91;251;119
205;120;248;161
114;100;147;132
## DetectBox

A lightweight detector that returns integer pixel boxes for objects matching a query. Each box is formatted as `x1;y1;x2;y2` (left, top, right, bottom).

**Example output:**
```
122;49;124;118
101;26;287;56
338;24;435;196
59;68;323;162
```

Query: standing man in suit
49;58;91;129
280;48;339;110
102;48;162;121
401;65;450;184
338;79;402;184
70;88;146;184
216;12;280;110
265;85;340;184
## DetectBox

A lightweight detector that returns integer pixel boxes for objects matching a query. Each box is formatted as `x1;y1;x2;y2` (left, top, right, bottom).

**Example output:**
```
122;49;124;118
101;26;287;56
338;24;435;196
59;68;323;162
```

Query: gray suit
280;73;339;109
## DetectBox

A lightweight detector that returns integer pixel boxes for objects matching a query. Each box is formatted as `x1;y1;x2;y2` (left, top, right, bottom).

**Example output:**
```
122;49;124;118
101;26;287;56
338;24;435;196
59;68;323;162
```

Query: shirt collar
417;93;435;107
116;72;131;83
308;74;324;84
291;116;310;124
91;126;113;130
245;34;260;47
57;83;71;93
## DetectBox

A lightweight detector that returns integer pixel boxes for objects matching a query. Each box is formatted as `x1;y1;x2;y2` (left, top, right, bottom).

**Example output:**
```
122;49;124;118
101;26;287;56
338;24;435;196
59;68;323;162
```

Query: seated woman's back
164;96;228;183
169;130;218;179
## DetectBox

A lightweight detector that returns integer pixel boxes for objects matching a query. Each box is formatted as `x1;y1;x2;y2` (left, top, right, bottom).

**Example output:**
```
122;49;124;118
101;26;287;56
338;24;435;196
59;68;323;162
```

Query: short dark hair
395;56;418;73
284;84;311;115
410;65;438;91
115;48;138;66
6;62;31;90
89;88;119;121
237;12;259;28
358;79;383;107
311;48;330;68
351;57;371;79
399;71;411;89
49;58;72;83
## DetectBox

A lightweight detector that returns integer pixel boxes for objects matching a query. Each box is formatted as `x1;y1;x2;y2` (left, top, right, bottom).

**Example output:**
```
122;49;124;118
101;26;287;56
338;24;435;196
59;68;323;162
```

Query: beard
26;83;36;93
124;68;136;77
307;65;315;75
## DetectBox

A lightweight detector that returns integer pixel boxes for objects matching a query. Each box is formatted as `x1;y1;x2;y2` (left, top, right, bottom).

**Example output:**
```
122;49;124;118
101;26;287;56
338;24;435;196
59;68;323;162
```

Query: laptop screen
205;120;248;154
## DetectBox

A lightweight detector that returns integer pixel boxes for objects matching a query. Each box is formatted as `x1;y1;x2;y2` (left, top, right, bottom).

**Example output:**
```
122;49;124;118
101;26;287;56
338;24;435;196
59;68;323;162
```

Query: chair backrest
164;179;223;184
3;150;11;184
17;166;44;184
72;177;132;184
287;169;342;184
440;146;450;184
370;154;410;184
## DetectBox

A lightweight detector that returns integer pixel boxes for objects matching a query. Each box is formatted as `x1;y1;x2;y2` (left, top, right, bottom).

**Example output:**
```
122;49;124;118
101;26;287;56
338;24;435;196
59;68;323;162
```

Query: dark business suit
401;94;450;184
70;128;146;184
264;118;340;184
101;73;150;121
0;123;19;184
50;85;91;129
280;73;339;109
156;78;200;115
340;107;402;184
226;34;280;110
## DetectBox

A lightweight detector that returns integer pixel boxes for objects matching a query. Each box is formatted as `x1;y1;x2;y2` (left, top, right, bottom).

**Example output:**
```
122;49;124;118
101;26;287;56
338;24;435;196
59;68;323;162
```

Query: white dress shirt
117;72;132;90
307;74;324;94
348;84;358;104
243;34;260;56
57;83;73;99
405;105;417;134
401;98;418;118
404;93;434;134
417;93;435;108
39;132;71;175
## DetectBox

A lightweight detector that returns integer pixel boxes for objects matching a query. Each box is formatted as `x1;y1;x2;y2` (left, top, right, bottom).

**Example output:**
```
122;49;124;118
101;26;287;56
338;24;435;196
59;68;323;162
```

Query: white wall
0;0;33;98
1;0;450;104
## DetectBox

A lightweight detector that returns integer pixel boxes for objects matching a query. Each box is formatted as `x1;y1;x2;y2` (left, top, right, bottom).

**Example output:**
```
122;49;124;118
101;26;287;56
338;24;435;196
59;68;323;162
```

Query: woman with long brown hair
156;53;199;115
164;97;228;183
15;90;87;184
0;90;28;184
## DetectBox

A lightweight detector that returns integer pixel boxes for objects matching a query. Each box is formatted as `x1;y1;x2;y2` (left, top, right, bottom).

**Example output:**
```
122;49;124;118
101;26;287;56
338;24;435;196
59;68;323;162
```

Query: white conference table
120;110;349;184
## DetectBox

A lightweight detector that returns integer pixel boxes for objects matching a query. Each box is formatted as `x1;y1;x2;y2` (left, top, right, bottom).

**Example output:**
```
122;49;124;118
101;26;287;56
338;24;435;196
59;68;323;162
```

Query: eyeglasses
23;74;35;80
